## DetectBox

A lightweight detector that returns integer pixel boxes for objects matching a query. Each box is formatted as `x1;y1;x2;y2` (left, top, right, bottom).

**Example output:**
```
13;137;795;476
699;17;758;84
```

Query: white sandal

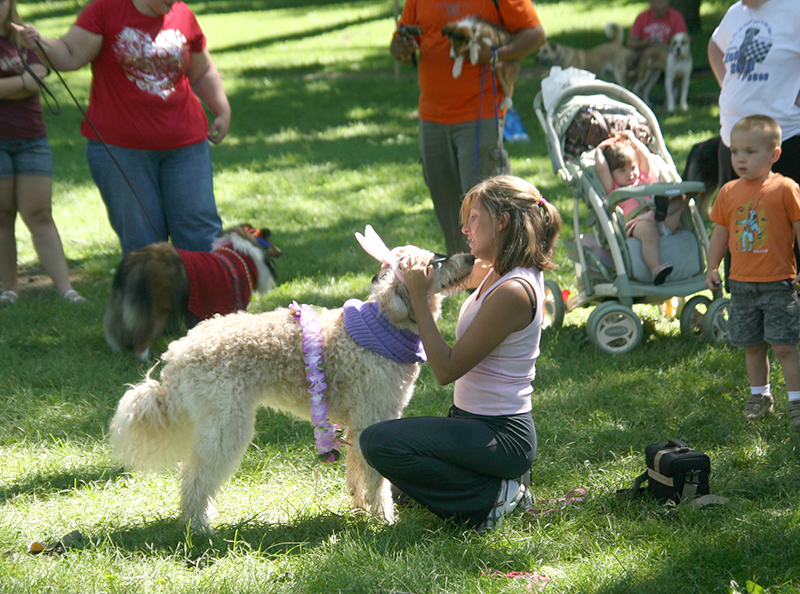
0;290;18;304
62;289;86;303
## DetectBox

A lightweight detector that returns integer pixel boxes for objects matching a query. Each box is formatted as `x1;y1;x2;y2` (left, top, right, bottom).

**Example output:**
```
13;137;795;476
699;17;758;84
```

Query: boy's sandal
62;289;86;303
0;290;18;304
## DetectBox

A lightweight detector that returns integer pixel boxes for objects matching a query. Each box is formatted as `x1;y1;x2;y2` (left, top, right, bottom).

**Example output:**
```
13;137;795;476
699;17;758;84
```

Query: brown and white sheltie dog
441;16;519;110
103;225;282;359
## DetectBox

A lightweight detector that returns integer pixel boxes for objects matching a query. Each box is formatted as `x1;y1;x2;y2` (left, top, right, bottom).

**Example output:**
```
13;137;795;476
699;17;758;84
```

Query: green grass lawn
2;1;799;593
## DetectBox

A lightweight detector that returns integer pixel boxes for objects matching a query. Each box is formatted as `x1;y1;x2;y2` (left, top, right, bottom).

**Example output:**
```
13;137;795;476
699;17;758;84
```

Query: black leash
16;37;160;237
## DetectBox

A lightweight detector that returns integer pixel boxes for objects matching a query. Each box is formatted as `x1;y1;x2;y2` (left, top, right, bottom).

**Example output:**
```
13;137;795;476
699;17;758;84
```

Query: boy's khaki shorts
728;280;800;347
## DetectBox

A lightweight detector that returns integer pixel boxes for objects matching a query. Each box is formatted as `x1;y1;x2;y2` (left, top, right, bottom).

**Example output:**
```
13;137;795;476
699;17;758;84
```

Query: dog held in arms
103;224;282;360
535;23;628;86
108;226;474;531
632;32;693;113
442;16;519;110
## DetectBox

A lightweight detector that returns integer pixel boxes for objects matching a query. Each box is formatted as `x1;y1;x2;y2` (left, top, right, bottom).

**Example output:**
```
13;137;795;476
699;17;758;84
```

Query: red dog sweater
177;243;257;319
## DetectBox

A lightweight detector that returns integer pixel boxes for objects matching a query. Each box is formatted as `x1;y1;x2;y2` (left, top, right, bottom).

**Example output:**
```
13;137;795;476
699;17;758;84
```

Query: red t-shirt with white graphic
630;7;687;45
75;0;208;150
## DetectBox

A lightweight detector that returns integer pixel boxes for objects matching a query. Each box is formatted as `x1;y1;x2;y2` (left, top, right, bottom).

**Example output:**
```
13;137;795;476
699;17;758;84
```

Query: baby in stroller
594;130;686;285
533;77;726;354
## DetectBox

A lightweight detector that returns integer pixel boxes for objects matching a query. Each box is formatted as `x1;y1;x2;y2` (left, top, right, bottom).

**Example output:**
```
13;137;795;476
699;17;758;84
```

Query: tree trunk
671;0;702;32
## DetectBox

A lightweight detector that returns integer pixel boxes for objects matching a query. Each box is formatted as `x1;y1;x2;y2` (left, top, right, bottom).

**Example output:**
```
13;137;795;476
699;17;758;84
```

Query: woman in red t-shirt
0;0;83;305
14;0;231;255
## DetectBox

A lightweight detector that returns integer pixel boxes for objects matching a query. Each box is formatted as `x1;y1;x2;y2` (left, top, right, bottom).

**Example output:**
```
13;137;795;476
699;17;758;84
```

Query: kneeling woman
360;175;561;532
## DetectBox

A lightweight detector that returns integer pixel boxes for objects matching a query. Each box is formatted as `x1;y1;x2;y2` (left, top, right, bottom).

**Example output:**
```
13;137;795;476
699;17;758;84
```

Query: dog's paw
452;55;464;78
499;97;513;110
468;40;481;65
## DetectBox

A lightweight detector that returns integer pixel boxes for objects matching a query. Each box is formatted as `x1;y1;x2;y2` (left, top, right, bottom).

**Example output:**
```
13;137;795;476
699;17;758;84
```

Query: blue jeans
0;137;53;177
86;139;222;254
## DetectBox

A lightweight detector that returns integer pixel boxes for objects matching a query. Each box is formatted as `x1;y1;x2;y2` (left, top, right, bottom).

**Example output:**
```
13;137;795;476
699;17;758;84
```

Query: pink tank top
453;266;543;416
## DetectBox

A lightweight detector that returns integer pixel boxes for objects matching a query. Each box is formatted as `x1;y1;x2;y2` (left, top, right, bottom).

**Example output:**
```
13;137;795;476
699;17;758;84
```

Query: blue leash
474;62;504;179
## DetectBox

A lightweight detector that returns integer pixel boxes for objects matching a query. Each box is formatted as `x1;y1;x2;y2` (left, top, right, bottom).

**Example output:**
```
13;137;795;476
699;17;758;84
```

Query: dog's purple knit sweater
343;299;426;364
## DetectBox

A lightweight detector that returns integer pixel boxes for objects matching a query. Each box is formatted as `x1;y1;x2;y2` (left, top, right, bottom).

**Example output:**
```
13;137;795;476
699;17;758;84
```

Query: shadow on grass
589;521;800;593
0;467;126;504
100;507;537;574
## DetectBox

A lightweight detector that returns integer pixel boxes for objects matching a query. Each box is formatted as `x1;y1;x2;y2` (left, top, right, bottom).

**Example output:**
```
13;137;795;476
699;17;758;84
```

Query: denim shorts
0;137;53;177
728;280;800;347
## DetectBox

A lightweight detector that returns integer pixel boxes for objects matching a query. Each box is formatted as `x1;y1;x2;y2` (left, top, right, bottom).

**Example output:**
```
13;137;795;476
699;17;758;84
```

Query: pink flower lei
289;301;341;463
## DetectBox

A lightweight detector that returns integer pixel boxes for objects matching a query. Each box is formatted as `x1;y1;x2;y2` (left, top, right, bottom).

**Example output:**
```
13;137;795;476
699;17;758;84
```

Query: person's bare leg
0;176;19;295
632;219;661;274
17;175;74;297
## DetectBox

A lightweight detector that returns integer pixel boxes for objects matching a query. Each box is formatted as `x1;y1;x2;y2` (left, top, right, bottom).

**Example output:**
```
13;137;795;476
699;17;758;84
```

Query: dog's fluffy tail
104;244;186;359
605;22;623;45
108;369;190;473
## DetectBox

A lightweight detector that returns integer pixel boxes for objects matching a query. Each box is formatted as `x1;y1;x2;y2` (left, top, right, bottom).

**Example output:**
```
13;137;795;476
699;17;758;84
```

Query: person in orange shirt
391;0;545;254
705;115;800;429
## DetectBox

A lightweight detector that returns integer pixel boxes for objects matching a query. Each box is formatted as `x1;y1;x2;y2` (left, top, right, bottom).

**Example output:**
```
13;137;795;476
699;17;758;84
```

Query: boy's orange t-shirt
397;0;540;124
710;173;800;282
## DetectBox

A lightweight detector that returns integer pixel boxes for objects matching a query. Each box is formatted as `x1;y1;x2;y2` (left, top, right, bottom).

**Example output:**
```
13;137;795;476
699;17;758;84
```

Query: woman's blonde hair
459;175;562;275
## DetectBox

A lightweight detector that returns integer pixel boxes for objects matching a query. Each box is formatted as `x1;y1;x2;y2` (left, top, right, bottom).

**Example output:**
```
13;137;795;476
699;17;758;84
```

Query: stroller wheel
543;280;565;330
679;295;712;340
703;298;730;343
586;302;643;354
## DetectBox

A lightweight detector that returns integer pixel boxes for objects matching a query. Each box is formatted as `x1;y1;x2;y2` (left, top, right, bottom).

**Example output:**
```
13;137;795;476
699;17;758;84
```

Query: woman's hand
9;23;41;50
390;33;418;65
208;111;230;143
399;251;435;297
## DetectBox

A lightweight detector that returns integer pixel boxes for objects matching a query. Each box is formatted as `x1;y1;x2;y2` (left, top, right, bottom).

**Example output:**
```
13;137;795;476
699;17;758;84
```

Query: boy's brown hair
731;115;782;150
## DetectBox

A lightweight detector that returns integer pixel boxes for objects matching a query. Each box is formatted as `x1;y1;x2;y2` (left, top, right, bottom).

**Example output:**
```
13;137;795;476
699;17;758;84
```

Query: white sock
788;391;800;402
751;385;770;396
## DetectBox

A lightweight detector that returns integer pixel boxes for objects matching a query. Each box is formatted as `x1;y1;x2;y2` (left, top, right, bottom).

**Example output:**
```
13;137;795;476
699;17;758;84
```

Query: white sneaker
478;478;525;533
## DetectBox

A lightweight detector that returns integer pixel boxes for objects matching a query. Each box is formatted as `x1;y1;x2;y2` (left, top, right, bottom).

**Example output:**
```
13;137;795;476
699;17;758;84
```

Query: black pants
359;405;536;528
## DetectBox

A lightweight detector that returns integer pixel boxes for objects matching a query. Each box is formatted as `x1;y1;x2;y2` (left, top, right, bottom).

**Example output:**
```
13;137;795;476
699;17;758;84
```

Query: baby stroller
533;77;728;354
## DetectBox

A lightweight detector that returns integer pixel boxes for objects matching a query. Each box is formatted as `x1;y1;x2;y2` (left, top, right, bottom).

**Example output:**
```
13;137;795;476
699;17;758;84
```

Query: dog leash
17;35;162;239
13;39;60;116
215;246;254;292
474;62;504;179
524;487;588;517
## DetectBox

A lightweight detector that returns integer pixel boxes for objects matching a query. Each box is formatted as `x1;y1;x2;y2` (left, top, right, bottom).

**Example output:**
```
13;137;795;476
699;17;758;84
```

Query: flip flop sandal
62;289;86;303
0;290;18;304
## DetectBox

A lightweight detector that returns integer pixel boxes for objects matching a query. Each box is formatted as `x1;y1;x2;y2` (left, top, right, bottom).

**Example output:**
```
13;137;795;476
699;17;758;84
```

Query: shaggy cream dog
108;230;474;531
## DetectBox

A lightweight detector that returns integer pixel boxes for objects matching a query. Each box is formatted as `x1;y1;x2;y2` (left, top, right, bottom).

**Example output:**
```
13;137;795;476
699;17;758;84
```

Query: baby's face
612;161;640;188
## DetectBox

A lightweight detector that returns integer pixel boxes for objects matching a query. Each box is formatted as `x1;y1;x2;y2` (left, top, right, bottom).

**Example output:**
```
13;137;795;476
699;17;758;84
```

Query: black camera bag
620;439;710;504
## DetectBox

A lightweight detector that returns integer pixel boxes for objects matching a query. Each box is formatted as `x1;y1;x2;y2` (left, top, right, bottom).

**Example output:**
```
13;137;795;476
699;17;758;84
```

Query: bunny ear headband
355;225;406;283
357;224;447;284
355;225;393;265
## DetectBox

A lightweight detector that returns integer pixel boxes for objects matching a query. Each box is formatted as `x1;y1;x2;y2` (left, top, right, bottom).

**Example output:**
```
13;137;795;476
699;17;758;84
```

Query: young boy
706;115;800;428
